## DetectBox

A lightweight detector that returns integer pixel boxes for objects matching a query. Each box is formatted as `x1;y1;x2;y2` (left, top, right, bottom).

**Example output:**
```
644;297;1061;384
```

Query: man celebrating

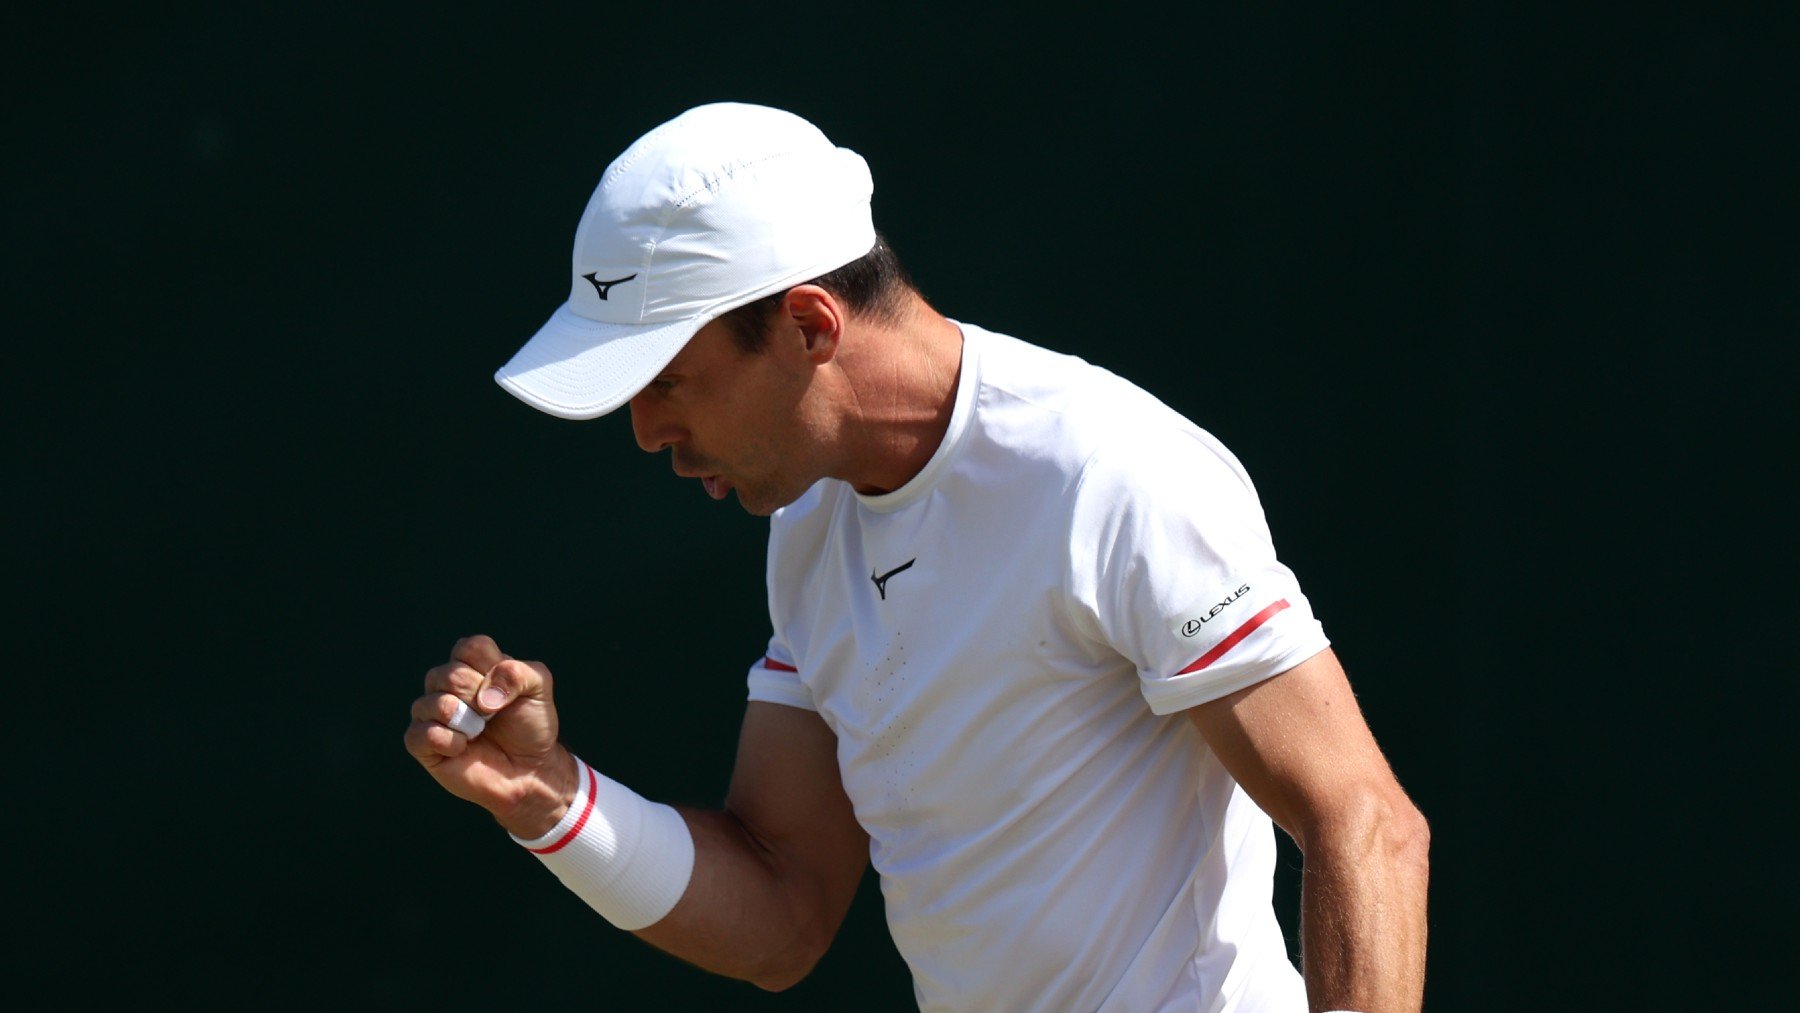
405;102;1428;1012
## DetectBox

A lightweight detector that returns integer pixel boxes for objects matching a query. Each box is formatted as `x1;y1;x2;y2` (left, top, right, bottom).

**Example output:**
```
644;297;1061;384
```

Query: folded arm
407;638;866;993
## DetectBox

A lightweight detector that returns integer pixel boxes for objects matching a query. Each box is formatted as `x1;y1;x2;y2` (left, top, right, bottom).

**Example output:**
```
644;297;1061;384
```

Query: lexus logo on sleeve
1179;584;1252;637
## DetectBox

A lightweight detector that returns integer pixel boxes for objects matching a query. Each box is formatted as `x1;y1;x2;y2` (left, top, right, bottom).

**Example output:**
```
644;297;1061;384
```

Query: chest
776;485;1132;838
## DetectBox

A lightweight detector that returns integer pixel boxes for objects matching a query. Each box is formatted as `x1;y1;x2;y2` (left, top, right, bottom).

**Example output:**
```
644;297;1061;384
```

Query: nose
628;391;684;453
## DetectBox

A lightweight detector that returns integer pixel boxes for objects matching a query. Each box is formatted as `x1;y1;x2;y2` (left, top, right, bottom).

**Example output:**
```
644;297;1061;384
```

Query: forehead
663;317;739;374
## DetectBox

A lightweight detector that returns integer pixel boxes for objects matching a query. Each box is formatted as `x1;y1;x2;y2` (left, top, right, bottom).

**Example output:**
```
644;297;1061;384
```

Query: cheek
719;367;817;472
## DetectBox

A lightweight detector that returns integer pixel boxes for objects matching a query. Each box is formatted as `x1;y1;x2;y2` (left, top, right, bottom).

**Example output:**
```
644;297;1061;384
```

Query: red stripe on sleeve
1175;599;1291;675
528;761;598;855
762;657;798;672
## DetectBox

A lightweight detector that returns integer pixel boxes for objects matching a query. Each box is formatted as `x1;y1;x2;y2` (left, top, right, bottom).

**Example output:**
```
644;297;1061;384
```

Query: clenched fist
404;634;578;838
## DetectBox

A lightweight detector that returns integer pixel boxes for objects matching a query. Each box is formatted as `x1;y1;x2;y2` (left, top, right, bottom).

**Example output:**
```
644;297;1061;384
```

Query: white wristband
510;757;695;931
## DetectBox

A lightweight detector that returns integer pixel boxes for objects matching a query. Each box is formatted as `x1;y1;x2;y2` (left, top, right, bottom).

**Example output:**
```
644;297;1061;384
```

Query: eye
648;376;677;393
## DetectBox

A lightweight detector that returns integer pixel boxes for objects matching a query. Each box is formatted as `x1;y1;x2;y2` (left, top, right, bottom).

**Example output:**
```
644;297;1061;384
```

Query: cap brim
493;302;705;420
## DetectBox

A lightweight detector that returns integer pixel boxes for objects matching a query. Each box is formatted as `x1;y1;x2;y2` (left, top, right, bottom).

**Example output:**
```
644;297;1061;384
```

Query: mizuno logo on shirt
871;559;916;600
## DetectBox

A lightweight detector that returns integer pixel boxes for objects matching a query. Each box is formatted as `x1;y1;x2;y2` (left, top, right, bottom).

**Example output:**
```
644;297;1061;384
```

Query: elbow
1390;796;1431;882
1303;785;1431;879
744;923;834;992
747;945;826;993
1371;790;1431;886
751;968;812;993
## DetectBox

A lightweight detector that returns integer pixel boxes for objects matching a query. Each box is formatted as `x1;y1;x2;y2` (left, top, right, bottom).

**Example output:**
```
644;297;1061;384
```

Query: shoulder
967;326;1247;488
961;323;1205;473
1075;418;1259;508
963;323;1135;419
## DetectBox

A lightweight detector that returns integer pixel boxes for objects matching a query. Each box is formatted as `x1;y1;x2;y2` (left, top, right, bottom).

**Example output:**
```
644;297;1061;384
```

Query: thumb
476;658;550;715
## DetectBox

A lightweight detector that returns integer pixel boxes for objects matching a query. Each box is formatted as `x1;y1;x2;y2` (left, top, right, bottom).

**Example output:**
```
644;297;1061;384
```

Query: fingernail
478;686;507;711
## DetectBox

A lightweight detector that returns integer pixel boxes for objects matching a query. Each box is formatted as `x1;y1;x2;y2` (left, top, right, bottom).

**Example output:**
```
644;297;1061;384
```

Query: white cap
494;102;877;420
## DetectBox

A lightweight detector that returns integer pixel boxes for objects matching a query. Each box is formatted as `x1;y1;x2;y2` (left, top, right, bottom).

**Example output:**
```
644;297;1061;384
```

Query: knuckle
409;696;440;725
452;633;496;657
424;663;482;697
411;720;463;756
408;694;468;732
447;667;482;697
433;693;462;723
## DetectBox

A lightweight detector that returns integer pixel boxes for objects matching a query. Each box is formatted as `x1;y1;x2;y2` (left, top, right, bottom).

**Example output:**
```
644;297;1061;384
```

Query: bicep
1184;647;1405;851
724;702;868;900
632;703;867;986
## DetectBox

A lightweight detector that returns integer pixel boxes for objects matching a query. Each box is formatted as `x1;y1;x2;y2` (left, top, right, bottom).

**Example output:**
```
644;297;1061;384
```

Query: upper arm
629;706;867;990
1067;426;1332;717
1185;648;1417;851
722;701;869;918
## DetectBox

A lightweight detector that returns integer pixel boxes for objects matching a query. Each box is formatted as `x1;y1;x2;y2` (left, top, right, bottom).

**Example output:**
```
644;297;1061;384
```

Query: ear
779;285;844;365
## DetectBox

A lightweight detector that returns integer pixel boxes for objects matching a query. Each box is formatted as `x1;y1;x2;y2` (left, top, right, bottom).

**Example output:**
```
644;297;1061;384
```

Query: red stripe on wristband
528;761;598;855
1176;599;1291;675
762;657;798;672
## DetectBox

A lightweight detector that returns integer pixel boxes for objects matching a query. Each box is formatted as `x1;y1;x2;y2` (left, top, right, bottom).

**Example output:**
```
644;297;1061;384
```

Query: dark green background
10;4;1789;1008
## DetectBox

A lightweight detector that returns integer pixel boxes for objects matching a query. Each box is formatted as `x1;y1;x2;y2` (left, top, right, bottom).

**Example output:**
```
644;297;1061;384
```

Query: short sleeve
745;632;816;711
1068;426;1330;715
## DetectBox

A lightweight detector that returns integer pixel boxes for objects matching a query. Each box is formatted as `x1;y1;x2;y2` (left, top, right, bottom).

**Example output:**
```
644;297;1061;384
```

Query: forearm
1299;798;1431;1013
414;650;862;991
634;807;862;991
516;753;866;993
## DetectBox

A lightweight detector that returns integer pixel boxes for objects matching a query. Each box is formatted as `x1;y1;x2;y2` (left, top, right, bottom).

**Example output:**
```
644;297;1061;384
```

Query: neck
828;297;965;496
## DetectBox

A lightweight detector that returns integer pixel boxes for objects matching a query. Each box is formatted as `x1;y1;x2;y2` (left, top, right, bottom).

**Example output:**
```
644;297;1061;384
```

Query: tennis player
406;102;1428;1012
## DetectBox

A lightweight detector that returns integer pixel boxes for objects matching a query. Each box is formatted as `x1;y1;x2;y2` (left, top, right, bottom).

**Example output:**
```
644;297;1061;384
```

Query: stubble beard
732;471;814;517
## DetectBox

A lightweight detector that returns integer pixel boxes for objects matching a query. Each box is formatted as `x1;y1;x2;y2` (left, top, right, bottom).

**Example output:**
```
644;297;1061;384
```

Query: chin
735;481;807;518
736;497;776;518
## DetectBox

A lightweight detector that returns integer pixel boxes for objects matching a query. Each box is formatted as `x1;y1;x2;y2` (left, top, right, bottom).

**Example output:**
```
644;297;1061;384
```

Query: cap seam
666;148;812;213
693;236;874;322
643;149;822;304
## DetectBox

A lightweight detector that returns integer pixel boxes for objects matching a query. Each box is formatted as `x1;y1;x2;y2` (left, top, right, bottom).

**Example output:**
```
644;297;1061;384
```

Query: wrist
510;754;696;931
493;748;580;839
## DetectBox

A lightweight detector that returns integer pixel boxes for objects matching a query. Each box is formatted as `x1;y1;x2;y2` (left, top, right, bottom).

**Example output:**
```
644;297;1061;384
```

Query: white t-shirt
747;323;1329;1011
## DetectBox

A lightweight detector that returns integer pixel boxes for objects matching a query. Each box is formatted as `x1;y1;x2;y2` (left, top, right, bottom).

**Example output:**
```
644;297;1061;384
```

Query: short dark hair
718;232;917;353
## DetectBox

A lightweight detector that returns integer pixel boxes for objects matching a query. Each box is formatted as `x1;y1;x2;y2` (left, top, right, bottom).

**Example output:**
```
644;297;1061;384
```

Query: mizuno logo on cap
582;272;638;300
